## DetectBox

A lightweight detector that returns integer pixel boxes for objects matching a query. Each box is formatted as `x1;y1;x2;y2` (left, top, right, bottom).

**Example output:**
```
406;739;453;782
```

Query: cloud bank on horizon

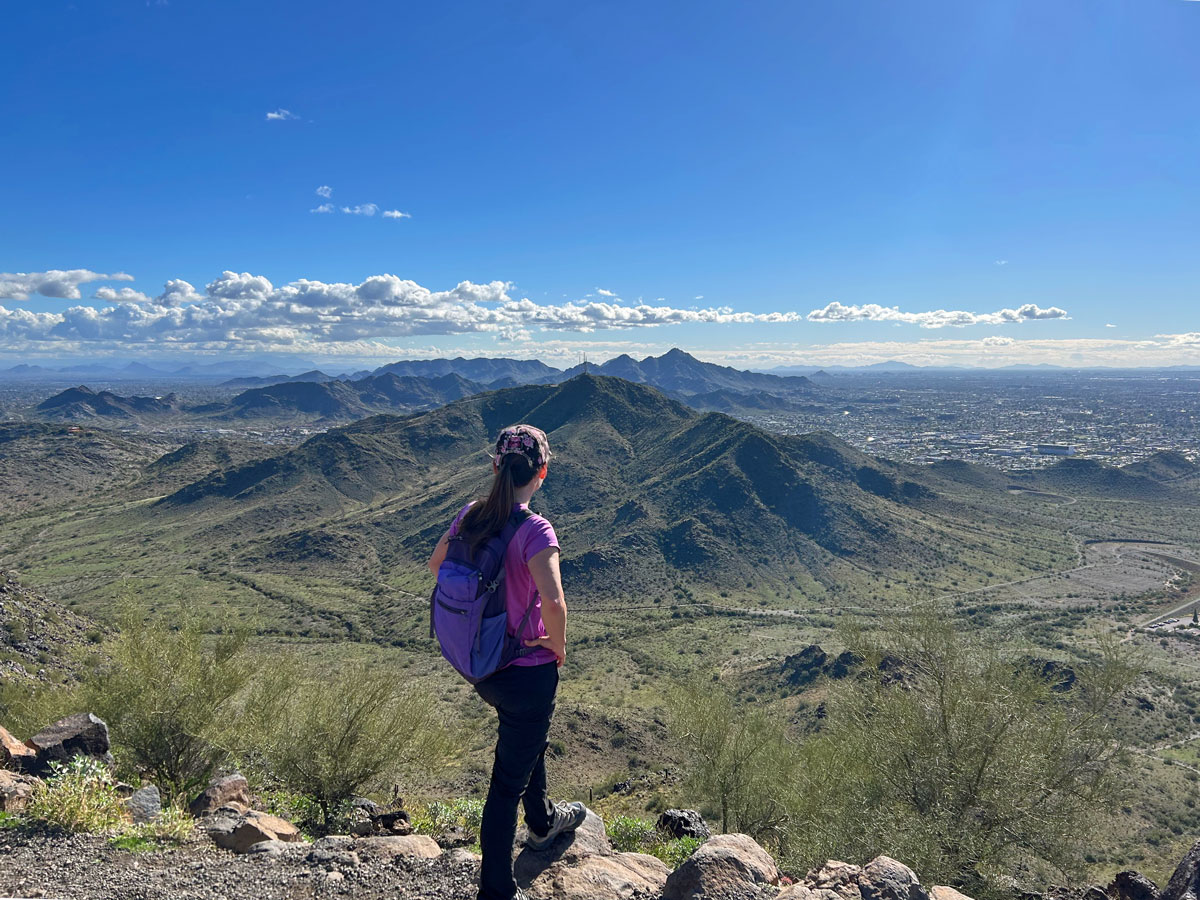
0;268;1081;361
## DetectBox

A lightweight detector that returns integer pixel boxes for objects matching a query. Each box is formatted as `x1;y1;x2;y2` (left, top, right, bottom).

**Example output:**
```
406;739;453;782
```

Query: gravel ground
0;830;482;900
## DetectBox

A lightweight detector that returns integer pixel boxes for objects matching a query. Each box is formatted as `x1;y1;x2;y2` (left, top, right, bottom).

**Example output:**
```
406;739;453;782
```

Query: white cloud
595;288;616;297
310;203;334;214
94;287;153;303
1106;323;1116;328
382;209;411;219
0;269;811;353
315;185;333;198
341;203;378;216
0;269;134;301
695;295;704;300
980;335;1015;346
806;301;1069;329
994;260;1009;266
266;109;298;121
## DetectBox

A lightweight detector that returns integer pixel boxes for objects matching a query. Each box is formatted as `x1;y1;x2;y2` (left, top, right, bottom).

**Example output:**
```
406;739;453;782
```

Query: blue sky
2;0;1198;368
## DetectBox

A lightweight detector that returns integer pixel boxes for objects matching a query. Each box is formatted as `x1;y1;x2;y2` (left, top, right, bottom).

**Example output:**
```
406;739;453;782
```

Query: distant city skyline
3;1;1198;368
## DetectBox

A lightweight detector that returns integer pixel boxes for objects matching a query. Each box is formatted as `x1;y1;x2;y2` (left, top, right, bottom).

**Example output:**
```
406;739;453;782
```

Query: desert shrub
668;680;798;840
656;835;702;868
26;756;126;833
604;815;701;868
0;677;83;742
83;598;251;800
238;661;455;828
410;798;484;838
608;814;658;852
785;611;1138;892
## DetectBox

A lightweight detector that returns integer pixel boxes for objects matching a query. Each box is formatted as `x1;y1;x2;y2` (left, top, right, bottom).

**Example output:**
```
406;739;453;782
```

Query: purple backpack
429;508;539;684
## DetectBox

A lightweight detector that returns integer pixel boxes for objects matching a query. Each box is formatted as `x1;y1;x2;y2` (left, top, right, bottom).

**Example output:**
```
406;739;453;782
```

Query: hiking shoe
525;801;587;851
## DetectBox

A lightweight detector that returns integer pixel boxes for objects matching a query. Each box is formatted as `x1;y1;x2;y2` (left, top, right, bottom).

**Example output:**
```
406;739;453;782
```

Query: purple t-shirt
450;501;559;667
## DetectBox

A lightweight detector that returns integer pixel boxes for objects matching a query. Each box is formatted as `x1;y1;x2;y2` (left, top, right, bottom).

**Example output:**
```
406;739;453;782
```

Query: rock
662;833;780;900
326;871;345;882
1110;872;1160;900
860;856;929;900
371;808;413;835
657;809;711;840
246;839;308;859
124;785;161;824
528;851;671;900
189;773;250;817
354;834;443;859
307;847;361;869
1163;840;1200;900
449;848;483;865
930;887;976;900
209;810;303;854
807;860;865;900
348;806;376;836
777;887;845;900
0;769;41;812
24;712;112;775
0;725;35;771
437;825;474;849
351;796;381;816
781;644;829;687
312;835;356;852
514;808;613;887
1083;888;1109;900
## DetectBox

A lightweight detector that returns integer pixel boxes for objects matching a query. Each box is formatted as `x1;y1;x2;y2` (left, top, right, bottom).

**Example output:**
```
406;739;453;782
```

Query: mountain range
152;373;1153;602
29;350;819;425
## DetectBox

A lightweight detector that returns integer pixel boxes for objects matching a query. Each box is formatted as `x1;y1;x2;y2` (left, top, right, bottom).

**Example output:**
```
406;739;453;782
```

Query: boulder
189;773;250;816
662;833;781;900
354;834;443;859
1163;841;1200;900
777;887;846;900
209;810;303;854
125;784;161;824
437;825;474;849
0;725;35;771
860;856;930;900
307;847;361;869
24;712;112;775
449;848;483;866
930;888;975;900
657;808;711;840
514;808;612;887
1110;872;1161;900
528;851;671;900
0;769;41;812
246;839;308;859
807;860;865;900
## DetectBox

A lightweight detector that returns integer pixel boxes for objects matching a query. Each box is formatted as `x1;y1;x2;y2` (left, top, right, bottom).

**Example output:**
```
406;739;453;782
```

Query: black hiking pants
473;660;559;900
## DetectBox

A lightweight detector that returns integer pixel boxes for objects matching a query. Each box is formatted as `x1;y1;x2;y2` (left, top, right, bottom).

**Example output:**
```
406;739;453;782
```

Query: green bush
83;598;251;800
411;798;485;838
667;680;797;840
604;815;701;869
237;661;455;828
27;757;126;834
608;814;658;852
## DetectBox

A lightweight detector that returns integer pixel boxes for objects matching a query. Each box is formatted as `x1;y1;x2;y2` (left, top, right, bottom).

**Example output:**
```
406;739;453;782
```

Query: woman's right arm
427;528;452;576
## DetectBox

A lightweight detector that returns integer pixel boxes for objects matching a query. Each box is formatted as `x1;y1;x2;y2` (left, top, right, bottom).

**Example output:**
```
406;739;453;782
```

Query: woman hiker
427;424;587;900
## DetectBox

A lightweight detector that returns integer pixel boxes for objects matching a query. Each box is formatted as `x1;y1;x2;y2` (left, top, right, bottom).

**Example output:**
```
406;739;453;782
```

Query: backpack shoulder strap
475;508;533;586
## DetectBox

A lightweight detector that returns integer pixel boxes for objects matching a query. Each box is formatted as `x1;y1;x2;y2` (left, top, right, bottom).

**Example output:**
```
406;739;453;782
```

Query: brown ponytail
459;452;537;556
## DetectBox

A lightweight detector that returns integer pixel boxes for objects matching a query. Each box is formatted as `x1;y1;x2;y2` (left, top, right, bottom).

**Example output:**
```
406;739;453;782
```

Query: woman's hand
524;635;566;667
